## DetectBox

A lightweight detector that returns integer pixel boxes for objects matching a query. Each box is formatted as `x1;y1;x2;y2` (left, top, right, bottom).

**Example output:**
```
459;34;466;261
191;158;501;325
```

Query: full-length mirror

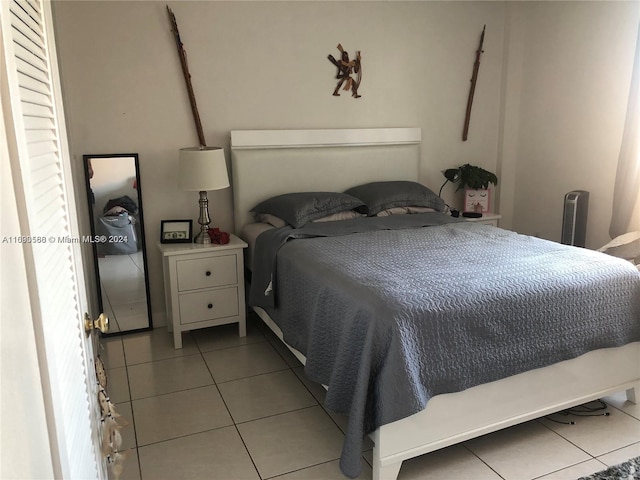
84;154;152;334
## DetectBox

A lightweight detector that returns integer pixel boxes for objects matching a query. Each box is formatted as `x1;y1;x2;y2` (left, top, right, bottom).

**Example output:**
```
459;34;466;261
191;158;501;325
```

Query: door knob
84;313;109;334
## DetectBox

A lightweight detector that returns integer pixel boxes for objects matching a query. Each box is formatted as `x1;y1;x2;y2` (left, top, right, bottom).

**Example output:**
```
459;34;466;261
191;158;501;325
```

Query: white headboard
230;128;422;232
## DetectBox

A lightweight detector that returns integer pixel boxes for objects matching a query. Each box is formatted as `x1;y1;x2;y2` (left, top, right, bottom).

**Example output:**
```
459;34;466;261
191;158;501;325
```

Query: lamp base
194;190;212;244
194;228;211;244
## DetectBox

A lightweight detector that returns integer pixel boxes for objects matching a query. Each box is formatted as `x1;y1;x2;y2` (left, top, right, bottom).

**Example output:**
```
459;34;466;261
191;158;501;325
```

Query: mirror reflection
84;153;152;334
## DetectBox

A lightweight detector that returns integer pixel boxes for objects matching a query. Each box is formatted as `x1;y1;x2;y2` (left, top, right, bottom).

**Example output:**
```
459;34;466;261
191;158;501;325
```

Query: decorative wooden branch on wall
167;5;207;147
462;25;486;142
328;44;362;98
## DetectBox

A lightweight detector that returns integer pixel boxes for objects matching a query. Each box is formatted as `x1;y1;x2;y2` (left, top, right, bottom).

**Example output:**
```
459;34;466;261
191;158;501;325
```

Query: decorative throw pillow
344;181;446;216
251;192;366;228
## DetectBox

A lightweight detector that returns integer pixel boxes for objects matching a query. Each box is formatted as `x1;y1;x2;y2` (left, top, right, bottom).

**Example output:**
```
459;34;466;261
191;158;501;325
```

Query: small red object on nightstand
207;227;230;245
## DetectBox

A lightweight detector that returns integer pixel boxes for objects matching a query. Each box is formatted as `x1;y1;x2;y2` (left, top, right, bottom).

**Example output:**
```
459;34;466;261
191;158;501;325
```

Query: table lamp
179;147;229;244
438;168;461;197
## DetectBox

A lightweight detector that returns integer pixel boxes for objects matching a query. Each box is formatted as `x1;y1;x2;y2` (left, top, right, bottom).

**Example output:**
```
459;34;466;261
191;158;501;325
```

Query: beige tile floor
99;252;149;332
101;314;640;480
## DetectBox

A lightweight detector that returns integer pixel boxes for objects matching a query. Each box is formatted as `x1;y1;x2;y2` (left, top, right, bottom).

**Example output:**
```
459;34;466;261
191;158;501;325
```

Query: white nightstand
464;212;502;227
158;235;248;348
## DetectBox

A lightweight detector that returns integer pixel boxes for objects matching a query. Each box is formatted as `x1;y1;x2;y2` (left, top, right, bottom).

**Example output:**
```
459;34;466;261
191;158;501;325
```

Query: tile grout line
117;324;309;479
197;341;263;480
462;443;508;480
536;402;640;463
109;336;143;480
536;416;600;461
253;318;377;477
594;440;640;460
529;458;608;480
196;324;346;479
262;458;344;480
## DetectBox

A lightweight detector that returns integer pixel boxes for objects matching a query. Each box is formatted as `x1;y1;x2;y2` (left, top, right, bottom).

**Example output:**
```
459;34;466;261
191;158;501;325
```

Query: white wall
52;1;508;321
90;157;137;213
503;1;639;248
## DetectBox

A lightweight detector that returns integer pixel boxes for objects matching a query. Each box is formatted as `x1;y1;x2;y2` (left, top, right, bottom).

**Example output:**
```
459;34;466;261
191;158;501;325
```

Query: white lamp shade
179;147;230;191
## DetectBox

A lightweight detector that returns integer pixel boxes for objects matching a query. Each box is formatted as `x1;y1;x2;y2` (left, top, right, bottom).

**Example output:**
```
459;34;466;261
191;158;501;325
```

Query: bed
230;128;640;480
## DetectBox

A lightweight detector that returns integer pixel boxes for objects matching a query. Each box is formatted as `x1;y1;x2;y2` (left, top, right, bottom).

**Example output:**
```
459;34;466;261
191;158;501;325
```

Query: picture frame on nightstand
160;219;192;243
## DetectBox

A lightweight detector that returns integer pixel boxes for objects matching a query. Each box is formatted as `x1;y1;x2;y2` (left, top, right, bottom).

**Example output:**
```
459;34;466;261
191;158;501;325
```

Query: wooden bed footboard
370;343;640;480
254;307;639;480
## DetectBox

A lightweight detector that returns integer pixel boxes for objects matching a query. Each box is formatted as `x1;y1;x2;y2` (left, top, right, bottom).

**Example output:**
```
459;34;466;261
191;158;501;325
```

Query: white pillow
376;206;436;217
254;213;288;228
313;211;364;222
256;210;364;227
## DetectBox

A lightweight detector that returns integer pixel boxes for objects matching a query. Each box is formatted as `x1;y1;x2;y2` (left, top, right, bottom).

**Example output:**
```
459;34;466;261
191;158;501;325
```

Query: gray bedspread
248;214;640;478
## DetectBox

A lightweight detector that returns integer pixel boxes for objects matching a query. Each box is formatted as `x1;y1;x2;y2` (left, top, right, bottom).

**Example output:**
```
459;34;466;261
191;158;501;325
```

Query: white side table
464;212;502;227
158;235;248;348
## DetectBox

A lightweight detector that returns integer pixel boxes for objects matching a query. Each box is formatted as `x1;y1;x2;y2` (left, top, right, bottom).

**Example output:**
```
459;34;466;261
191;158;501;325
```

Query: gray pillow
345;181;446;216
251;192;366;228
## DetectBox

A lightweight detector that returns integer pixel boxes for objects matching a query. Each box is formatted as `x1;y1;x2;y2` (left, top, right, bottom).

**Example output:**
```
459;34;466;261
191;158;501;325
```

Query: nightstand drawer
176;254;238;291
178;287;239;325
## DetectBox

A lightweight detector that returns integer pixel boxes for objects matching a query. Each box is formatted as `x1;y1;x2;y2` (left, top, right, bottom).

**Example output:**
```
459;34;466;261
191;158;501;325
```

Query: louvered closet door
1;1;105;478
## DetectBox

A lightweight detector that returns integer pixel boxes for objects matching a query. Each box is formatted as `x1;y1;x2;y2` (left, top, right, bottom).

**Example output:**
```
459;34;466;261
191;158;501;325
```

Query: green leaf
453;163;498;191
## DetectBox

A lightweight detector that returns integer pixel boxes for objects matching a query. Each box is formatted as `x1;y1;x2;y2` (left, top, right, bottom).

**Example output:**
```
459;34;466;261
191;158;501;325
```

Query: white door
1;0;106;478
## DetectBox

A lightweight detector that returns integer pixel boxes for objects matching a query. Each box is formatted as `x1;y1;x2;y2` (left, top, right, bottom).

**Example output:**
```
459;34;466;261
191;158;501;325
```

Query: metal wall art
328;44;362;98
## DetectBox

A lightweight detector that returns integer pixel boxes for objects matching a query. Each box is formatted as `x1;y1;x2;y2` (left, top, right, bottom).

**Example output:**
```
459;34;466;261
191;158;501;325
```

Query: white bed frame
230;128;640;480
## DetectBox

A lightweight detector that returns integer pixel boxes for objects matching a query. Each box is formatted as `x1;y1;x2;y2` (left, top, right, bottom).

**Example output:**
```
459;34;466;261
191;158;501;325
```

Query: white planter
464;188;490;213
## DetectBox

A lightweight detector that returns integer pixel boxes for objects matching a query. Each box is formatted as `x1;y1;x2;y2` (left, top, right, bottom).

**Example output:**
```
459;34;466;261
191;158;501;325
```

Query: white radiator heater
561;190;589;247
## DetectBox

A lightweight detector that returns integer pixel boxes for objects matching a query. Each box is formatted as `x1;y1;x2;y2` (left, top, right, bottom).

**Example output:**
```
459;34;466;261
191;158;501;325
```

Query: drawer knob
207;303;213;309
205;270;211;276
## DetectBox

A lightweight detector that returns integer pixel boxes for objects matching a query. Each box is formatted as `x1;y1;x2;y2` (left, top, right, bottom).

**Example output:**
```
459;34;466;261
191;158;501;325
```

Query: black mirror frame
83;153;153;336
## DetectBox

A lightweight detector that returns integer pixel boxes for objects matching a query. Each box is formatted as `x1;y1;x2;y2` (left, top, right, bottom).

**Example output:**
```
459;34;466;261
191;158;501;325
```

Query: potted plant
444;164;498;213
